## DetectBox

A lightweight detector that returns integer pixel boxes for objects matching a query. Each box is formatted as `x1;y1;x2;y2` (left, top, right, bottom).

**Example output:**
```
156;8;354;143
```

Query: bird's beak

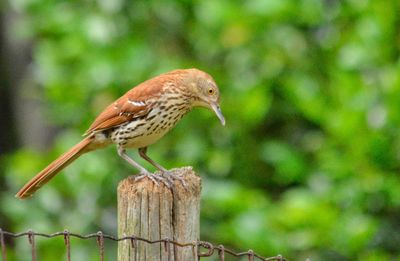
210;102;226;126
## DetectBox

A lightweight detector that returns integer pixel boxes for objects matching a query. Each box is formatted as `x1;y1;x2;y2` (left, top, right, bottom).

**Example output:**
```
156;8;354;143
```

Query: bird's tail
15;136;94;199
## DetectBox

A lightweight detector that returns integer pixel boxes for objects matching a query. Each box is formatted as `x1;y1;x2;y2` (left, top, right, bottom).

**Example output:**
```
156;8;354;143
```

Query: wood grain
118;167;201;261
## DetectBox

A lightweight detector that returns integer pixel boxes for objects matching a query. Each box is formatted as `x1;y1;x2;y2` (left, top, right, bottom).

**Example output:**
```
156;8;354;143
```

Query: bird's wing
85;79;165;134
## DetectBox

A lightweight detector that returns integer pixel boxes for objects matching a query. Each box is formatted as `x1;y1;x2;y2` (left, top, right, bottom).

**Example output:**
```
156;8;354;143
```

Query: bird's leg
138;147;187;188
138;147;168;172
117;146;165;186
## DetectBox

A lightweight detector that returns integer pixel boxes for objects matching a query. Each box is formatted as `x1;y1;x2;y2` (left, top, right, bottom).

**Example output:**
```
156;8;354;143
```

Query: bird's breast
110;104;190;148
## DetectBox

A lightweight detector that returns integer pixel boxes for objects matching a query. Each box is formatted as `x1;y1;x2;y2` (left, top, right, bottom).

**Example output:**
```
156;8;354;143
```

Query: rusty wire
0;228;287;261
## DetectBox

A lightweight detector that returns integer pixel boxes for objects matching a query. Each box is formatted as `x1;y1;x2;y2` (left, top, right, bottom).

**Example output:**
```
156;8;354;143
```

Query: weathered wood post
118;167;201;261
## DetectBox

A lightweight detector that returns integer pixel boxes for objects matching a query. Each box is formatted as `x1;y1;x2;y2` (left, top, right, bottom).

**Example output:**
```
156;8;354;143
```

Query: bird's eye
208;88;215;95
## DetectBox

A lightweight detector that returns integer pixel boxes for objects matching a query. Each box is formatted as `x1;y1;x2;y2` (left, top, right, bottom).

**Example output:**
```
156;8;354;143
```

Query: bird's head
182;68;225;126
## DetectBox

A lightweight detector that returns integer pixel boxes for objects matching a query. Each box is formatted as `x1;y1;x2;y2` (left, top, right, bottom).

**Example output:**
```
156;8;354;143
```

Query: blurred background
1;0;400;260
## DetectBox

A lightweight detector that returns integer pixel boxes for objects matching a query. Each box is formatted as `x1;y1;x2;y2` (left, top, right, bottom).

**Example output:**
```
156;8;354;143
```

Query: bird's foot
135;171;172;188
161;170;188;189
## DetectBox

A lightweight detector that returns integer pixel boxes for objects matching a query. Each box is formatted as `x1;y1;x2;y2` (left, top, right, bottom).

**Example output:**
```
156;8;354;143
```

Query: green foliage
2;0;400;260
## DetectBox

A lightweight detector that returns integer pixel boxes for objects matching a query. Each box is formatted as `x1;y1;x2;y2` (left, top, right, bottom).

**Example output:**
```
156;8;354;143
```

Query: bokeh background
1;0;400;260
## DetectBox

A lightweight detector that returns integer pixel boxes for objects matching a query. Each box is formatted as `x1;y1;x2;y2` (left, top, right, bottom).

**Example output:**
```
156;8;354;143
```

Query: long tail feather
15;136;93;199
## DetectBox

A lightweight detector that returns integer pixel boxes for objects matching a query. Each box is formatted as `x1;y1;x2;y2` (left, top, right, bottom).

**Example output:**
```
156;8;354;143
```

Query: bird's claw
135;171;165;186
135;170;188;190
161;171;188;189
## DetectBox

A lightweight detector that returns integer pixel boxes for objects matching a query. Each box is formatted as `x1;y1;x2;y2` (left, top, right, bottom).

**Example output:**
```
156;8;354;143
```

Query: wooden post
118;167;201;261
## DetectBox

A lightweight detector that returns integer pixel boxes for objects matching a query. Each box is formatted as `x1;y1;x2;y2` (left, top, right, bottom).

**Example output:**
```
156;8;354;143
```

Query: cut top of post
117;166;201;197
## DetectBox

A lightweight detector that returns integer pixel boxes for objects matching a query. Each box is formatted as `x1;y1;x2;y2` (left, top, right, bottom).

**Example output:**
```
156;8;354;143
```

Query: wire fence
0;229;287;261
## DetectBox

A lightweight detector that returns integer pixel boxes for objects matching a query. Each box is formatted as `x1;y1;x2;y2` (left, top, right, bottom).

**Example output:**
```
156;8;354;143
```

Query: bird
15;68;225;199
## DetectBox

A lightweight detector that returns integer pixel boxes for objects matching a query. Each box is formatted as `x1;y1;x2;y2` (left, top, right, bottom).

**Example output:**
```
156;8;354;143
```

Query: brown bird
16;68;225;199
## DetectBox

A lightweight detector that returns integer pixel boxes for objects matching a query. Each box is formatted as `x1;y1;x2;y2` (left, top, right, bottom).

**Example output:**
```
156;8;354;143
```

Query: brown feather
15;136;94;199
84;72;176;134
